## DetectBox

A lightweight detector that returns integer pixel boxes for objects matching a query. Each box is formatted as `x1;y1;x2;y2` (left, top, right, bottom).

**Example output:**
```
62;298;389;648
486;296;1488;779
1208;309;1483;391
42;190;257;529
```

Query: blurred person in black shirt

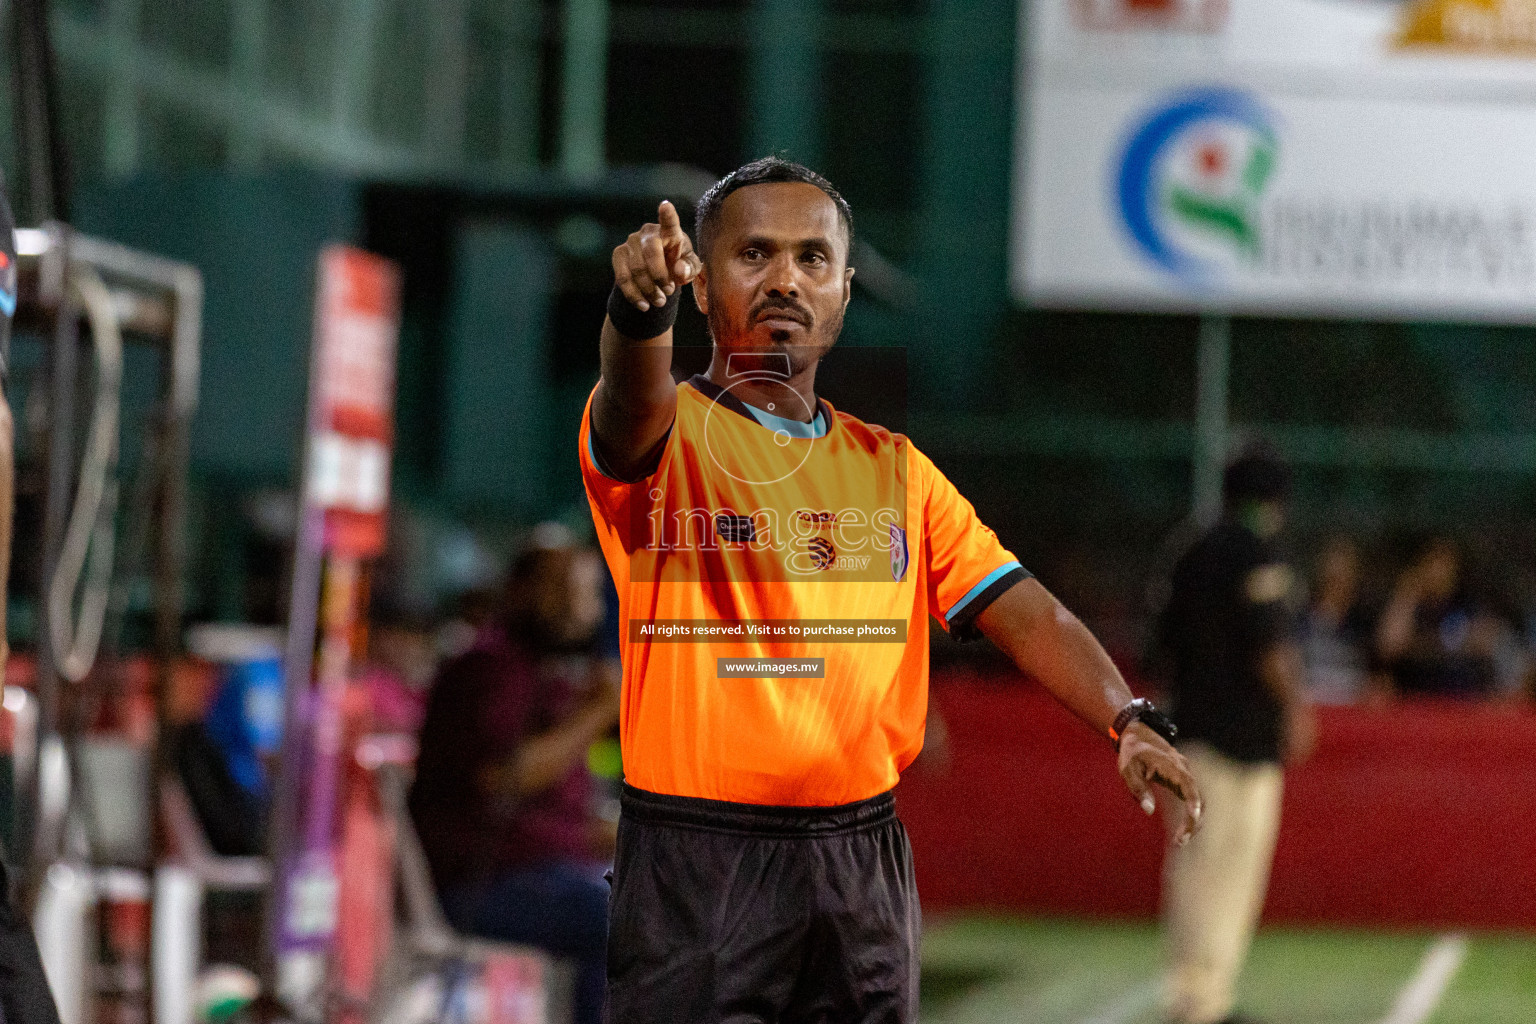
1153;444;1314;1024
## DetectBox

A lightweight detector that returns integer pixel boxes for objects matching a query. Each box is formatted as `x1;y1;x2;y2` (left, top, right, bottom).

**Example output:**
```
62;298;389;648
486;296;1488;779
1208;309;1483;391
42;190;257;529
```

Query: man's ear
843;266;854;311
692;267;710;315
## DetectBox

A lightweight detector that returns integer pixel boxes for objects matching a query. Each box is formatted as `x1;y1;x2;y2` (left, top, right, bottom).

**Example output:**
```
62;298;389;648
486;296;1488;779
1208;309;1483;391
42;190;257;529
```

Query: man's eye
803;252;826;266
742;248;764;261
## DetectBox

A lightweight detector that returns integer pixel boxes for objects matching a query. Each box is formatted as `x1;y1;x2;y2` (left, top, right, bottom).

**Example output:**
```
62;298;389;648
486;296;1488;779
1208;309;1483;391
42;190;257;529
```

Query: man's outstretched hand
971;580;1205;848
612;200;704;312
1117;722;1202;846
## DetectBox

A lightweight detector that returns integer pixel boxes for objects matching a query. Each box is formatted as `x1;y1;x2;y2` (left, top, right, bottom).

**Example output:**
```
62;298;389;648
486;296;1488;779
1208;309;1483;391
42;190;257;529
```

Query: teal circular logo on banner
1116;87;1279;286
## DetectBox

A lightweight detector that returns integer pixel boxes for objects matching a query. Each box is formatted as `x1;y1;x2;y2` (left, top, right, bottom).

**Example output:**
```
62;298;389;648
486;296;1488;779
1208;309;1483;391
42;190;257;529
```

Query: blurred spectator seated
356;600;436;737
409;523;619;1024
174;598;437;859
173;626;285;857
1300;536;1380;705
435;586;501;663
1375;537;1528;699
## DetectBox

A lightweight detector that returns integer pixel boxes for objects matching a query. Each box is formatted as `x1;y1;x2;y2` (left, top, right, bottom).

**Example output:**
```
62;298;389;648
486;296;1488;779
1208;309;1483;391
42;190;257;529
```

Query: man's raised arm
975;577;1203;844
592;199;702;480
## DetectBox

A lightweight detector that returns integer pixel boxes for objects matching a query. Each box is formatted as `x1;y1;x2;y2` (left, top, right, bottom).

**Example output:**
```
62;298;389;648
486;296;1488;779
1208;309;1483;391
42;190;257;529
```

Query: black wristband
607;282;681;340
1110;698;1177;751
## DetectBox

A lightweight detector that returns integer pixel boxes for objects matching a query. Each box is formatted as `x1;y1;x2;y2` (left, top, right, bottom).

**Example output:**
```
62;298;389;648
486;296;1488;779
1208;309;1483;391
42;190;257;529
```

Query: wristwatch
1109;698;1177;752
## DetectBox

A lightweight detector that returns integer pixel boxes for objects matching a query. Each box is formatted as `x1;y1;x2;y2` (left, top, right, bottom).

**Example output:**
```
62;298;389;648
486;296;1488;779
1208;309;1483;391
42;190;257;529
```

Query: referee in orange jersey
580;157;1201;1023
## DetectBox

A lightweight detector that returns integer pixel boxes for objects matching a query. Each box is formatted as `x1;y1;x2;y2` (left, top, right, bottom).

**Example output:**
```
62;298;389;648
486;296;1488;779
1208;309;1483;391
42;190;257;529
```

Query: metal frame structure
14;223;201;1020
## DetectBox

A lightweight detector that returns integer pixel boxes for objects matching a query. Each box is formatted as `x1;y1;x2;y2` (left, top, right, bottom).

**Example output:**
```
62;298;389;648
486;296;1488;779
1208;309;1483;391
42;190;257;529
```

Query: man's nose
764;253;801;297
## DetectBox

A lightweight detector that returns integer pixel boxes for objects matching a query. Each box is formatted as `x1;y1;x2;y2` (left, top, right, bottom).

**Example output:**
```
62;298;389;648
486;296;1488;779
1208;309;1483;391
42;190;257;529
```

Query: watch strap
1110;698;1177;751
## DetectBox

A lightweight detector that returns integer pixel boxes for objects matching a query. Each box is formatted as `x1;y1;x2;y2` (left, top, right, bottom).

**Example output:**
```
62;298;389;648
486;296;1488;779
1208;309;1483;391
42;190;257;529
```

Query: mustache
750;298;812;326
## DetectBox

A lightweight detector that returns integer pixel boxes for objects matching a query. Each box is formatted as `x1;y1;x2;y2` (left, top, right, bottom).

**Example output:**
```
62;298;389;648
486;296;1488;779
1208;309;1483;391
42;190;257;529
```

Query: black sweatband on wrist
607;282;682;340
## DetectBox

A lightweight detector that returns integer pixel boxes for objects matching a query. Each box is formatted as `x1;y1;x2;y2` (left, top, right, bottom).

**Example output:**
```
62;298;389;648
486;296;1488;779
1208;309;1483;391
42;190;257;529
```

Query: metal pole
145;261;200;1024
102;0;142;176
497;0;542;168
28;233;76;883
1192;314;1231;529
11;0;71;223
560;0;608;180
329;0;381;134
424;0;468;164
228;0;268;171
747;0;821;164
917;0;1006;405
261;399;325;1012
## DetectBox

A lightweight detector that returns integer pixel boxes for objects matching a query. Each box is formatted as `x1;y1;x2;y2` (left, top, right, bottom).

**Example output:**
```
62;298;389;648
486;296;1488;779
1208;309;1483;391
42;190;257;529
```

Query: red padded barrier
896;670;1536;929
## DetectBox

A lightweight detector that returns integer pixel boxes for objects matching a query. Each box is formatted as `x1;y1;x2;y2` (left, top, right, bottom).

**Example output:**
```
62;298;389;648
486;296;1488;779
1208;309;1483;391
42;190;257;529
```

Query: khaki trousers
1161;743;1283;1024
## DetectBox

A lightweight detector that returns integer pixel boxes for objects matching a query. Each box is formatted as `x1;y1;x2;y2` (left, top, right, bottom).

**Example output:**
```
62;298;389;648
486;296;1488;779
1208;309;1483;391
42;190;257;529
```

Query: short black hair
1223;440;1292;505
694;157;854;261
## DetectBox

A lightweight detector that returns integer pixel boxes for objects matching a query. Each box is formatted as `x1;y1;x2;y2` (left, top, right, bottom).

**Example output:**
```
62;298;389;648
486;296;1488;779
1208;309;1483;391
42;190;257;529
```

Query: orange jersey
580;374;1028;806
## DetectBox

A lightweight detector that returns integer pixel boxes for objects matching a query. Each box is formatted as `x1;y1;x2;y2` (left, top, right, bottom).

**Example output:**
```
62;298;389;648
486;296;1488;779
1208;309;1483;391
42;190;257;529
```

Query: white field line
1377;933;1469;1024
1076;979;1160;1024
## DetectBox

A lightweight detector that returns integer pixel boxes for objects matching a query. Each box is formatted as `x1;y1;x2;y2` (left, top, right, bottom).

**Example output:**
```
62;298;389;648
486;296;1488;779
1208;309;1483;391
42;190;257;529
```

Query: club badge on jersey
890;524;908;582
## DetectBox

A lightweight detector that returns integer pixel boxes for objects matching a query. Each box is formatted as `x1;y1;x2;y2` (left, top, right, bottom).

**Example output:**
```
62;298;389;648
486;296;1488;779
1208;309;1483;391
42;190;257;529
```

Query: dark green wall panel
442;221;554;514
73;172;362;480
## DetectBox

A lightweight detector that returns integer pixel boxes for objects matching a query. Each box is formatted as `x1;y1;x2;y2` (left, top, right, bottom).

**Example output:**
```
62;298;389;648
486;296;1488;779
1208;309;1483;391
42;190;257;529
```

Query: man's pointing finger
658;199;681;231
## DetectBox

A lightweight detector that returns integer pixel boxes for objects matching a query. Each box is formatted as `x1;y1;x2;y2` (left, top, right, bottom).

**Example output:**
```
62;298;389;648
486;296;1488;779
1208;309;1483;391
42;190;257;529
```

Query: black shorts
606;784;920;1024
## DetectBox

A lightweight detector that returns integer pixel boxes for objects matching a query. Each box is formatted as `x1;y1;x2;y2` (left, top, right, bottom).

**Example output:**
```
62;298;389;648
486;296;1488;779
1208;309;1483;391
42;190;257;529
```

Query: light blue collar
743;401;828;439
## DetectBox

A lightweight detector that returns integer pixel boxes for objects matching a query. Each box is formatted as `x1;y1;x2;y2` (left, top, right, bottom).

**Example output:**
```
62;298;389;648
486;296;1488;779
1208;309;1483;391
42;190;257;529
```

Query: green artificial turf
920;916;1536;1024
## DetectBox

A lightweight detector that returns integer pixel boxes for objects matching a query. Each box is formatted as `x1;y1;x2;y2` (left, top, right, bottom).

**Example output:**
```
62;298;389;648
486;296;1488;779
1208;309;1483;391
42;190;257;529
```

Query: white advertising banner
1015;0;1536;319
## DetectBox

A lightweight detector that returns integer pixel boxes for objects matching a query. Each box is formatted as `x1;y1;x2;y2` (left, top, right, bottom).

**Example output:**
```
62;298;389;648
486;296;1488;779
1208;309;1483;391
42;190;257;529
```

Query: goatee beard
707;309;842;377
